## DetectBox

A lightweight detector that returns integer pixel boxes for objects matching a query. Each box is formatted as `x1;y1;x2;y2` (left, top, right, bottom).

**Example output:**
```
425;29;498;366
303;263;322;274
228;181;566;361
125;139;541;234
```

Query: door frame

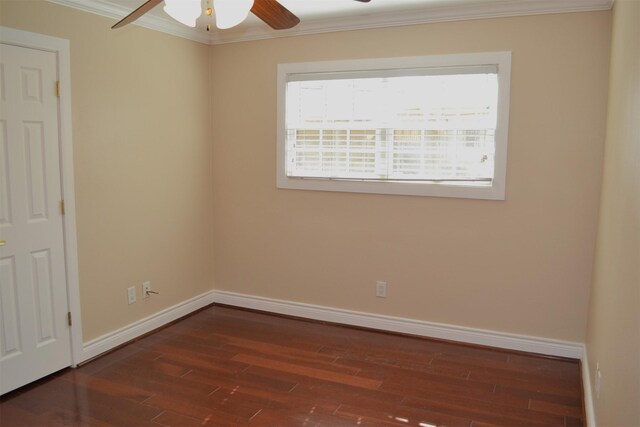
1;26;83;367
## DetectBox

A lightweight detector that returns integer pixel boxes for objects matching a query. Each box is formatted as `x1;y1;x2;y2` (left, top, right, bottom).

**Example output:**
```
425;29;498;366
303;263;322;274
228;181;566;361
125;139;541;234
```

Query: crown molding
47;0;613;45
210;0;614;44
47;0;211;44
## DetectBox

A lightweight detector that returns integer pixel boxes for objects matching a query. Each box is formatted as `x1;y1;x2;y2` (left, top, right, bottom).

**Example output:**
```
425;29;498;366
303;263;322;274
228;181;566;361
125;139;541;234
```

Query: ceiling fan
112;0;371;32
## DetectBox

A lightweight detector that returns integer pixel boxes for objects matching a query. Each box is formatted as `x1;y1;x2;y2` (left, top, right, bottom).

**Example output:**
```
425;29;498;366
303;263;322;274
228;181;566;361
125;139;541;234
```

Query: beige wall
586;0;640;425
3;3;635;421
0;0;616;352
0;1;213;341
211;11;611;342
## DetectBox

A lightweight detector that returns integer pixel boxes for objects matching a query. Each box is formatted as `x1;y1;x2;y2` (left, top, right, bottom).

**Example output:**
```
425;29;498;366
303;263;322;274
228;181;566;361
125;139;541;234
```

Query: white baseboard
78;289;590;419
212;290;584;359
81;291;215;363
582;349;597;427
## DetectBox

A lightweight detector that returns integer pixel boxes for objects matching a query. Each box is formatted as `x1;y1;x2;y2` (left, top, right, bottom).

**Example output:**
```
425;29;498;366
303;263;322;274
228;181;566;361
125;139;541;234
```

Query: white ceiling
48;0;613;44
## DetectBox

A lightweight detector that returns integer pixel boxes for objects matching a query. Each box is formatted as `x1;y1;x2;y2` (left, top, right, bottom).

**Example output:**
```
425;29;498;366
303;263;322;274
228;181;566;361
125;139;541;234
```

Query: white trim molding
212;290;584;359
46;0;211;44
46;0;613;45
81;291;215;363
582;349;597;427
210;0;614;45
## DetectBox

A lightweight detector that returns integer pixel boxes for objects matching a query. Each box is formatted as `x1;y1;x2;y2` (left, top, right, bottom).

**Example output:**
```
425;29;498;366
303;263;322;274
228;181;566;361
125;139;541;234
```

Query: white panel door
0;42;72;394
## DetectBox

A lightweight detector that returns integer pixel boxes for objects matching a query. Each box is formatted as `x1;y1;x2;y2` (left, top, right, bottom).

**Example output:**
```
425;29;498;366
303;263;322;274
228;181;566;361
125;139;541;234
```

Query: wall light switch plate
142;281;151;299
376;281;387;298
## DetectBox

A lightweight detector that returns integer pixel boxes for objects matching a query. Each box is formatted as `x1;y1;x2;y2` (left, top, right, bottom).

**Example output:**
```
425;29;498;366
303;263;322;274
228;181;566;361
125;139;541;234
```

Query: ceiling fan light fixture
163;0;202;27
214;0;254;29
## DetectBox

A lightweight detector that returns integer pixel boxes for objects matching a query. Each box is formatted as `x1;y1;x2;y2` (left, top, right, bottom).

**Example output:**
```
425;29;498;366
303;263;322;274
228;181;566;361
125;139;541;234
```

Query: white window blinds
285;68;499;185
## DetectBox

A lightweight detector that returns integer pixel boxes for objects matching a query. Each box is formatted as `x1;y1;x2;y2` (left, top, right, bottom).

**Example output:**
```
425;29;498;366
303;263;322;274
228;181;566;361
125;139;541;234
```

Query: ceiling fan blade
112;0;163;29
354;0;371;2
251;0;300;30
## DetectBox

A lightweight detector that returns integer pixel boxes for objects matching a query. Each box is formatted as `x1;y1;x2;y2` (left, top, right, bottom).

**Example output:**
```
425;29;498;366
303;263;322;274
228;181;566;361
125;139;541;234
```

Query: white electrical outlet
595;362;602;399
127;286;136;305
376;281;387;298
142;281;151;299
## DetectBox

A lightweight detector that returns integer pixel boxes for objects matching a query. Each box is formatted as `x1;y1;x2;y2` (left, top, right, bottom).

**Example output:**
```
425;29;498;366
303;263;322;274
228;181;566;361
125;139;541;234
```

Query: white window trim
276;52;512;200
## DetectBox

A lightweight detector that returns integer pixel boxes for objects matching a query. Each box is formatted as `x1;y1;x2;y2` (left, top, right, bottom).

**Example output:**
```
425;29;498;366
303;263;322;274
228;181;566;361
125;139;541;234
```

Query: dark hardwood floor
0;305;585;426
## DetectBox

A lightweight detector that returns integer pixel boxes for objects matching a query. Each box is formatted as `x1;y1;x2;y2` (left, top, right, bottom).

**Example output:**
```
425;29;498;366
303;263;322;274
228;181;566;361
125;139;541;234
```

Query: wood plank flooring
0;305;585;426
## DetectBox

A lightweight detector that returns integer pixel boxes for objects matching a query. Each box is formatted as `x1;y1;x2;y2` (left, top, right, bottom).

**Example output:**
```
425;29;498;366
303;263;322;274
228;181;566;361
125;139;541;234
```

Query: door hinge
67;312;72;326
56;81;61;98
60;200;65;215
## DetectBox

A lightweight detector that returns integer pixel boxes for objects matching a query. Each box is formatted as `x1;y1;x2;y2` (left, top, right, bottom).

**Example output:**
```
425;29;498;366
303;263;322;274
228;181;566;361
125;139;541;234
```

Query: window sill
277;175;506;200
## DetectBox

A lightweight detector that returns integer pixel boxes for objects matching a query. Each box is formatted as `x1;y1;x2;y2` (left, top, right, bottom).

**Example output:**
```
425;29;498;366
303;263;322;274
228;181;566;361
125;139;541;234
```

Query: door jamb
0;26;83;367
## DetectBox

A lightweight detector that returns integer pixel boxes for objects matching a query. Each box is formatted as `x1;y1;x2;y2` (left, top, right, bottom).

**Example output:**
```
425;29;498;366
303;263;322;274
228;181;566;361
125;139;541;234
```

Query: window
277;52;511;200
